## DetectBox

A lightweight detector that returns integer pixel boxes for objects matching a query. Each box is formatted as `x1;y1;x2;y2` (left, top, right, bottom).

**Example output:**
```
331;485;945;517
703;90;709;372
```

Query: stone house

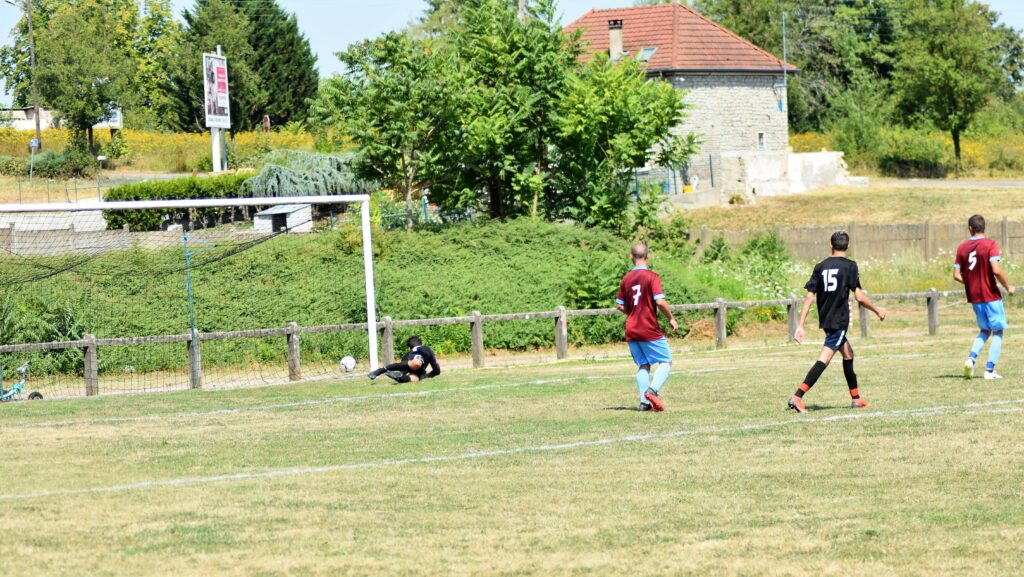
567;4;840;207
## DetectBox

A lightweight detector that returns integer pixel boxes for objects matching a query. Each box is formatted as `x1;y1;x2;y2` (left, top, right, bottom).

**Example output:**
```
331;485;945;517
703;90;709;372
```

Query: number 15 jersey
615;266;666;342
804;256;861;330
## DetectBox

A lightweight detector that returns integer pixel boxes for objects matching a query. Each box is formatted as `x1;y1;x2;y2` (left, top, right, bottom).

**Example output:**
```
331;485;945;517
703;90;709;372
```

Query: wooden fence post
927;288;939;336
187;334;202;389
859;292;869;338
471;311;484;368
554;306;568;360
381;316;395;364
286;322;301;381
83;333;98;396
714;298;727;349
1002;216;1010;257
787;294;799;343
924;218;932;261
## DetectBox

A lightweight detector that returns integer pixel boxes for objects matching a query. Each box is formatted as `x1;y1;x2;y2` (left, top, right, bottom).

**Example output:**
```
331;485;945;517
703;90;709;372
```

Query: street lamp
4;0;42;150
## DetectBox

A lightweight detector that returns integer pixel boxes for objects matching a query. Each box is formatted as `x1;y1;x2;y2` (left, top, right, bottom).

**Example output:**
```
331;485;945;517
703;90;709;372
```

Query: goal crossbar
0;194;380;372
0;195;370;213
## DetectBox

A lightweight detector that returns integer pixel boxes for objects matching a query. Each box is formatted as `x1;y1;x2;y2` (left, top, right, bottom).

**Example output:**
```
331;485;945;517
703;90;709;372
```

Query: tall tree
308;32;456;230
227;0;319;127
170;0;266;133
895;0;1012;172
0;0;61;109
553;54;697;232
131;0;184;130
34;0;132;152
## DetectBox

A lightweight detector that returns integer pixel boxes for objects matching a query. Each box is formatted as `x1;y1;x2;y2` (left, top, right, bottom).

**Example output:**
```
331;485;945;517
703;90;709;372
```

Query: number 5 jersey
955;236;1003;304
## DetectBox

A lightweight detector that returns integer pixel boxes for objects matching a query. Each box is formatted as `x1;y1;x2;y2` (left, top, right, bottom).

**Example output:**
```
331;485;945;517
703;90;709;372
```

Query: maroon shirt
955;236;1002;304
615;266;666;342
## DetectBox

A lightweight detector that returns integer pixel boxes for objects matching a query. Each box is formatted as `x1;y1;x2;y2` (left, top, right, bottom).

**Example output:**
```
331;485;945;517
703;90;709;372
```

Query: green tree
171;0;267;133
0;0;61;109
131;0;184;130
33;0;132;152
435;0;582;219
227;0;319;127
553;53;698;233
308;32;456;231
894;0;1012;172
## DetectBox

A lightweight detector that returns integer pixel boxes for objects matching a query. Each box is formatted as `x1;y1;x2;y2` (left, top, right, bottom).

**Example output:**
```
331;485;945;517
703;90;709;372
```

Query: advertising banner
203;53;231;129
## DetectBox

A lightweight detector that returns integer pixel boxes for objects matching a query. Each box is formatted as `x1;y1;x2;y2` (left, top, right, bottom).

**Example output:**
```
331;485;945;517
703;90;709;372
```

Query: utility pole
5;0;42;149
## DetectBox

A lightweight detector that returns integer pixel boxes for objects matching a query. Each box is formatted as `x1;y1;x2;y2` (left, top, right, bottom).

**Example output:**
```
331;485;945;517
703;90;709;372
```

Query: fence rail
0;289;969;397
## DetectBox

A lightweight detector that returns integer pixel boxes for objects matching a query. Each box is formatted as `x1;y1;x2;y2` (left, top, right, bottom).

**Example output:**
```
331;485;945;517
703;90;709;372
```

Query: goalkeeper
368;335;441;383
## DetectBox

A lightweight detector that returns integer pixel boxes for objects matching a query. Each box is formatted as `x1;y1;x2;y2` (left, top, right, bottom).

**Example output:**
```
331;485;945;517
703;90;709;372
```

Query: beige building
568;4;842;207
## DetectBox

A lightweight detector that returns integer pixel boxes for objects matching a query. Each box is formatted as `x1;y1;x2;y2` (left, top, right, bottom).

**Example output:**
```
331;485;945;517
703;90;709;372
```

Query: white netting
0;197;376;400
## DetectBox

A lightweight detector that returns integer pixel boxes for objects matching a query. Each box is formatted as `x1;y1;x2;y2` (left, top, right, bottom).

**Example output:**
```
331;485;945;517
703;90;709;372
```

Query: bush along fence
0;289;967;398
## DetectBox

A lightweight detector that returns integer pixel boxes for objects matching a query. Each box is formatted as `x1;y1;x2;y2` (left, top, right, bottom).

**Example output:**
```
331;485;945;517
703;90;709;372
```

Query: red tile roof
565;3;797;73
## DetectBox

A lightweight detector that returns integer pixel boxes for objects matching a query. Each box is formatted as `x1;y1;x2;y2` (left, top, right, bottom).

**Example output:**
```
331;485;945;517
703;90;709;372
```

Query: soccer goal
0;195;379;399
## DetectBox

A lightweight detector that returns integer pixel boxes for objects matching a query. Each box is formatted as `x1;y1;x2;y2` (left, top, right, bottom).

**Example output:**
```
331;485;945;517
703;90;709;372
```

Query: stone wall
667;73;789;195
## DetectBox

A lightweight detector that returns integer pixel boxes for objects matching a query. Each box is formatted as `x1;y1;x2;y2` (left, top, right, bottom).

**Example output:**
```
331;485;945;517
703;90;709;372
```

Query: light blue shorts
628;337;672;367
973;300;1008;332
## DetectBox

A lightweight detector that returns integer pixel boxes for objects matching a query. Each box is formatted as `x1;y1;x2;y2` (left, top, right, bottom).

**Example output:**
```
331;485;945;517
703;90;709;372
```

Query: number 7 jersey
615;266;667;342
804;256;861;330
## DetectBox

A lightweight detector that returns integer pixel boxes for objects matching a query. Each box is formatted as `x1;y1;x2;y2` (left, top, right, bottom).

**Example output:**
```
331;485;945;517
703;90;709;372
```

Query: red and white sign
203;53;231;129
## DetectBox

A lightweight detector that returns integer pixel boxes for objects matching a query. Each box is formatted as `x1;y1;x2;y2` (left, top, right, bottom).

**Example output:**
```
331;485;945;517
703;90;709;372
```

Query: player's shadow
936;374;972;379
604;406;647;411
801;404;845;412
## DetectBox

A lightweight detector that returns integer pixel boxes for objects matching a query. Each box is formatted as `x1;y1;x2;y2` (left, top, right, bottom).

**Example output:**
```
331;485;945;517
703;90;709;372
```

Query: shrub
0;150;96;178
103;174;251;230
877;127;950;178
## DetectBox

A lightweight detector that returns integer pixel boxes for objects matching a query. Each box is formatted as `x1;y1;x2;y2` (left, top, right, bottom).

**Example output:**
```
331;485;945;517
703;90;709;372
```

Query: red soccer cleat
850;397;870;409
788;396;807;413
644;390;665;412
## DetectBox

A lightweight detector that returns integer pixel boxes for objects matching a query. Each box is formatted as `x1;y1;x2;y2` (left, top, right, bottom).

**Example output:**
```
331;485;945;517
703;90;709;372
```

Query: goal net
0;195;379;400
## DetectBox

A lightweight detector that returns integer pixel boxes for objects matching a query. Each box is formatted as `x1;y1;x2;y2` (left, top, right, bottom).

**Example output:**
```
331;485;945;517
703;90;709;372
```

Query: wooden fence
696;218;1024;262
0;289;968;397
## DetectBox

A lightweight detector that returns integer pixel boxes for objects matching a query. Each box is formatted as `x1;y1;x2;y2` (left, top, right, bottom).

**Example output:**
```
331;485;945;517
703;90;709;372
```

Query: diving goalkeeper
368;335;441;383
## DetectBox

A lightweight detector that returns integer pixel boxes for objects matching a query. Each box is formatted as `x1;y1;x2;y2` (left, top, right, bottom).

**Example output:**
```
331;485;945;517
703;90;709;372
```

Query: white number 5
969;250;978;271
631;284;642;306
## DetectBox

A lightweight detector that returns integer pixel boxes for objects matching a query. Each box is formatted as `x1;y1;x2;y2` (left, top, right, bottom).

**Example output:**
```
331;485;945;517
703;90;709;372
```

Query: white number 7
632;284;642;306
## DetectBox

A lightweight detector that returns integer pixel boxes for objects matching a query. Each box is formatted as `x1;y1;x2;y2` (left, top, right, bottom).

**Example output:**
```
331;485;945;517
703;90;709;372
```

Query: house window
636;47;658;62
757;132;767;150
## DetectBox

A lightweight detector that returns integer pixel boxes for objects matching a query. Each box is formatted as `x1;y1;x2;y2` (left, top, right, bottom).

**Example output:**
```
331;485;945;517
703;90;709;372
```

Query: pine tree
228;0;319;127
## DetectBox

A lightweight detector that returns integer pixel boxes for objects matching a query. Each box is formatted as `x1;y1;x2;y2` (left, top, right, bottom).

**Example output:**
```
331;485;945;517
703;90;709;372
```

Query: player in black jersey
368;335;441;383
789;231;886;413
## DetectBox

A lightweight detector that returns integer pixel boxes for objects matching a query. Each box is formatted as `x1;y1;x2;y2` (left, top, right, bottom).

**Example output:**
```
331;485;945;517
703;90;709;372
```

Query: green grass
1;305;1022;576
687;181;1024;229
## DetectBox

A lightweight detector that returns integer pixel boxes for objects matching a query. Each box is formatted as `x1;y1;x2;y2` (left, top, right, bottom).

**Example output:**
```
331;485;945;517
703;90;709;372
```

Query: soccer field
1;323;1022;576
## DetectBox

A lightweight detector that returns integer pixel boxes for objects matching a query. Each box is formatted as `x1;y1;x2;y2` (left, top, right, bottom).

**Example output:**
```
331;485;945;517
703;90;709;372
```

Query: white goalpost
0;195;380;397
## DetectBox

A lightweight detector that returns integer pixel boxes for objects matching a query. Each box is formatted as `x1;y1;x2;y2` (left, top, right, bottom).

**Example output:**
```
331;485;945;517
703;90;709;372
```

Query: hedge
103;174;251;231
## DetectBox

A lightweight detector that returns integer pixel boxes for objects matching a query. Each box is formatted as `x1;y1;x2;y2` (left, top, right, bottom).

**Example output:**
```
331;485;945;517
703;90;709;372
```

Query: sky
3;0;1024;105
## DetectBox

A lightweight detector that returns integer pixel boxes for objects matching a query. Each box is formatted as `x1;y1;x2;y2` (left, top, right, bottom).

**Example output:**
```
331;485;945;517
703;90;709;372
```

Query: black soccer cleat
639;402;653;412
384;370;406;381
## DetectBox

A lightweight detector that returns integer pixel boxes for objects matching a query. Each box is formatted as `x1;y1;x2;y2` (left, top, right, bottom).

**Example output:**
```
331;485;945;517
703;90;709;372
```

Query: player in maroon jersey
954;215;1016;379
615;243;678;411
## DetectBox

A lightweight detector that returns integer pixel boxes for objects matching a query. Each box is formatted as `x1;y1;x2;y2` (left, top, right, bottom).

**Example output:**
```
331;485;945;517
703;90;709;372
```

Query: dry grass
686;181;1024;229
1;307;1022;576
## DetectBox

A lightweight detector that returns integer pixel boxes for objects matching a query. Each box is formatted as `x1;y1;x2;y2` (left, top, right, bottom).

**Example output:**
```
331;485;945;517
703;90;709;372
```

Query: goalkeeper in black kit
368;335;441;383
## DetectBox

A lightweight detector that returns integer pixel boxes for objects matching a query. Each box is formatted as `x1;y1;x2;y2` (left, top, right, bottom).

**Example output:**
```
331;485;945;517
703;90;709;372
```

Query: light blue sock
636;368;651;404
650;363;671;394
970;332;988;360
987;332;1003;371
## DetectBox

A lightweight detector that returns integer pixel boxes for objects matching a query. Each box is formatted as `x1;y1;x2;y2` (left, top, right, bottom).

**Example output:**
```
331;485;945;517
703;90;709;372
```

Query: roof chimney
608;19;623;60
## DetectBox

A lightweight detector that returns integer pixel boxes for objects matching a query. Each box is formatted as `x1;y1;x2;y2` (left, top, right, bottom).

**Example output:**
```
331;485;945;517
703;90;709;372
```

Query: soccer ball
340;356;356;372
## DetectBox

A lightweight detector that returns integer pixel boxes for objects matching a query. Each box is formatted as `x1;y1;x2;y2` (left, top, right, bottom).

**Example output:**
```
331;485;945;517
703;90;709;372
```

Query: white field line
1;368;738;431
2;397;1021;503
